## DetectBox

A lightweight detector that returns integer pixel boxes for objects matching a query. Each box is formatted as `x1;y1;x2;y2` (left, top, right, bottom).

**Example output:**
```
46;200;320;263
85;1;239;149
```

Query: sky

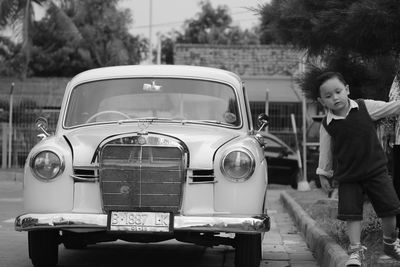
119;0;266;42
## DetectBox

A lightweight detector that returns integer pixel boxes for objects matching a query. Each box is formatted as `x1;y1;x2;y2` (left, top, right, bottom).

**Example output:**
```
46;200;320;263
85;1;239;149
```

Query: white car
15;65;270;267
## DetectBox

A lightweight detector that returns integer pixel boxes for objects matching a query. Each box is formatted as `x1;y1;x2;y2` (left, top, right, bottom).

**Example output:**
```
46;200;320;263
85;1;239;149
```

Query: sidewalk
262;185;318;266
282;188;400;267
280;190;348;267
0;168;23;182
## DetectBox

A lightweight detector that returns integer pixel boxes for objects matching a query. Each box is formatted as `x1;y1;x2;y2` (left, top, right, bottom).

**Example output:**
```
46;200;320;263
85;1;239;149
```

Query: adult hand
319;175;332;194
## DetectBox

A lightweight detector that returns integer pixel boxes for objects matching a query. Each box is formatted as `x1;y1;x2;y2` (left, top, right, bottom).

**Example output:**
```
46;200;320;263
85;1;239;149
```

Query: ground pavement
0;170;318;266
262;185;318;266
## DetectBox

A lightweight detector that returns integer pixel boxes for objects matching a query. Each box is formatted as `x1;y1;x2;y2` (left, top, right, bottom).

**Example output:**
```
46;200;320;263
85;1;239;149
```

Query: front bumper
15;213;270;233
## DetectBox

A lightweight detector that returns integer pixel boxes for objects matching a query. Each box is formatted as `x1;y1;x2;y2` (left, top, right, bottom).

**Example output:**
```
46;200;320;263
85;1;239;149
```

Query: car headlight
30;150;64;181
221;149;255;182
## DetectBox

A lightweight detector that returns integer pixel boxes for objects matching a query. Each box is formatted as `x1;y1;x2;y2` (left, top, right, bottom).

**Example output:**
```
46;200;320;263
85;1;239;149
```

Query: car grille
99;135;186;213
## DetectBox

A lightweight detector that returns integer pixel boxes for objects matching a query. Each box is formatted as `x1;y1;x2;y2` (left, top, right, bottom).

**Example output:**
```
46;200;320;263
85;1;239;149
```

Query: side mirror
278;148;290;158
257;113;269;133
254;133;265;147
35;117;51;139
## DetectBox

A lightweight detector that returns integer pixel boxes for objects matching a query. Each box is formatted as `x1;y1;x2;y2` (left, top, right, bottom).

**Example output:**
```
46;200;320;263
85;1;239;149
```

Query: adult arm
365;99;400;120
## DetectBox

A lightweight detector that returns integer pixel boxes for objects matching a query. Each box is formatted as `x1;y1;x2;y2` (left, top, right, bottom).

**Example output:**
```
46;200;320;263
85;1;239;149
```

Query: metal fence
250;101;303;148
0;94;303;169
0;93;61;168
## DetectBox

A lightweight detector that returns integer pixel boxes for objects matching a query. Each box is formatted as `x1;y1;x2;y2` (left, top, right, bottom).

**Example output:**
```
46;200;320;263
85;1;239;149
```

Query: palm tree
0;0;81;79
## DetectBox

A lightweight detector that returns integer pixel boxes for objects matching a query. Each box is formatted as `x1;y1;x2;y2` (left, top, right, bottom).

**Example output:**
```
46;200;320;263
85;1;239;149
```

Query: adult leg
382;216;397;238
382;215;400;260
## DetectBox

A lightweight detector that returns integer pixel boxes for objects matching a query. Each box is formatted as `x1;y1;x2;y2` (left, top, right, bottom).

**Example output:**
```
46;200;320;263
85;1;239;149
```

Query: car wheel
62;231;87;249
290;172;298;189
28;230;59;267
234;233;261;267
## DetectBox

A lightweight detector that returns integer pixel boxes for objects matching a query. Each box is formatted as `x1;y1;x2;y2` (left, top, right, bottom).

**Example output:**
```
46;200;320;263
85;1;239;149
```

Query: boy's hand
319;175;332;194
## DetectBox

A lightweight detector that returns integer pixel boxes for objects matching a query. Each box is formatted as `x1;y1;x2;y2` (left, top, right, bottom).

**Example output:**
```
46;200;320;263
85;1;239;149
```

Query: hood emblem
120;185;131;195
138;120;150;135
137;136;146;145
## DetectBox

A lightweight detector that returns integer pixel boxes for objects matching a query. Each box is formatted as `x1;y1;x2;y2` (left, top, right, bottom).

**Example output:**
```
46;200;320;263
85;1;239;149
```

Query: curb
280;191;348;267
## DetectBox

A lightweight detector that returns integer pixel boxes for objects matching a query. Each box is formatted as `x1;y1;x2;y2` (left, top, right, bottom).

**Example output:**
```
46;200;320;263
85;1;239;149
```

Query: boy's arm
316;124;334;194
364;99;400;120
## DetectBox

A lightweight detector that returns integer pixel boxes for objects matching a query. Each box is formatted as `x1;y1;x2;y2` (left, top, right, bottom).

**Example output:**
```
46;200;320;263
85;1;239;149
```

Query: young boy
315;71;400;266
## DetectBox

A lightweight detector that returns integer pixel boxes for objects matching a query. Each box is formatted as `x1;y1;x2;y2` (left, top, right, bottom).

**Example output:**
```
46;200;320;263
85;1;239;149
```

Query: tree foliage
71;0;144;67
156;0;259;64
297;55;397;101
258;0;400;100
0;0;82;78
1;0;146;77
176;1;259;45
259;0;400;58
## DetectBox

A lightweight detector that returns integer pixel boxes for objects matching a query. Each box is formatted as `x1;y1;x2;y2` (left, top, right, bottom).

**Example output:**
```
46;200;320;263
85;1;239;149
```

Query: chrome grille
99;138;185;213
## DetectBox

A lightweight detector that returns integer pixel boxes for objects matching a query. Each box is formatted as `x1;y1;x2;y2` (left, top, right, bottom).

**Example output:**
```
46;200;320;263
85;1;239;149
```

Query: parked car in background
305;115;325;188
15;65;270;267
261;132;299;188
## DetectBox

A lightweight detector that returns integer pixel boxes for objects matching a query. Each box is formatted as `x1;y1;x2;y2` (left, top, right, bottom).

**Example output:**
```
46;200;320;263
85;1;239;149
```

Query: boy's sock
383;229;400;261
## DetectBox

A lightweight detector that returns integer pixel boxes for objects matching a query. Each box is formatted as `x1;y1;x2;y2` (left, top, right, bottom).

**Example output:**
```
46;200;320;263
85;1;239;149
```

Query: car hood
64;123;242;169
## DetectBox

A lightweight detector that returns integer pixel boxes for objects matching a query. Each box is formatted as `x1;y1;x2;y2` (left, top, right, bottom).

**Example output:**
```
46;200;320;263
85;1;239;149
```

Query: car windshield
64;78;241;127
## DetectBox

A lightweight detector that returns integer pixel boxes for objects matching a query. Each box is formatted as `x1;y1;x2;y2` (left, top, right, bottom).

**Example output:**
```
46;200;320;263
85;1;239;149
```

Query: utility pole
148;0;153;64
8;83;14;168
157;34;161;64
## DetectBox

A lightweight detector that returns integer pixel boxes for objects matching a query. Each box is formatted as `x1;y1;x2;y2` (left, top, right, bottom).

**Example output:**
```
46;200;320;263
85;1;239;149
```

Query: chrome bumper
15;213;270;233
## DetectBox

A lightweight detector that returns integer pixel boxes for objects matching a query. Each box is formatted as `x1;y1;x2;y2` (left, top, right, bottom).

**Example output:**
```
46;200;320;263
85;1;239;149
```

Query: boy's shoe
345;244;366;266
383;237;400;261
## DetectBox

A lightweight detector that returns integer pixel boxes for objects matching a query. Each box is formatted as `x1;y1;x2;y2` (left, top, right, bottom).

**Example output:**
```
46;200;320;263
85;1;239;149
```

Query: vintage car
15;65;270;267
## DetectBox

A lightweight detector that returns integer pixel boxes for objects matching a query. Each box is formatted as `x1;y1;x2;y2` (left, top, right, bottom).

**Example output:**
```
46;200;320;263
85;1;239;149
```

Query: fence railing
250;101;303;149
1;98;304;169
0;91;61;168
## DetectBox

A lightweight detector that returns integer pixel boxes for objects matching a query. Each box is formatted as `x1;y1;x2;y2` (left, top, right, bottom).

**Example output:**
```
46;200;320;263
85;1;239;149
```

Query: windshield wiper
184;119;223;124
117;117;182;124
116;117;224;125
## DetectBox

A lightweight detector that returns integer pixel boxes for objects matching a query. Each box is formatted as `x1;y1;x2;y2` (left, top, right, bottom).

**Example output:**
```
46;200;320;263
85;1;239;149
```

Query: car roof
68;65;242;89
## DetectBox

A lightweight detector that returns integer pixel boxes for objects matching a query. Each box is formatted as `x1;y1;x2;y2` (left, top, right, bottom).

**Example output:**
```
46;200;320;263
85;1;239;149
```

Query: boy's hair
315;72;347;98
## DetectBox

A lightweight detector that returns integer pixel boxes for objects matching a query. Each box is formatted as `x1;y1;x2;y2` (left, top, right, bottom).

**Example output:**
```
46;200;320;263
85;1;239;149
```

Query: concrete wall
174;44;303;76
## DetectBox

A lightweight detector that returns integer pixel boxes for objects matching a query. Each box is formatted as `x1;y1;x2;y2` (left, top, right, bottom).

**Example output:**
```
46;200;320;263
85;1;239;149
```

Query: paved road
0;181;318;267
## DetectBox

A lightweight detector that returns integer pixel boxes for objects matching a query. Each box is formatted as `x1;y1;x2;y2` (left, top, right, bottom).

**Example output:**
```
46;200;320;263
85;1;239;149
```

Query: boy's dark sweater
322;99;387;182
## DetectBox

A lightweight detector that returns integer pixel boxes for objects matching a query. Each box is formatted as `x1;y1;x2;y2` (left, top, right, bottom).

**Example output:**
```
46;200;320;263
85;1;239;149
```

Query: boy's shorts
337;172;400;221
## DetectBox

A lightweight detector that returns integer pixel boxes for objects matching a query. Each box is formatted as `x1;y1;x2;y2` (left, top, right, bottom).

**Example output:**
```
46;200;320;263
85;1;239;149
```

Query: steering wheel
85;110;130;123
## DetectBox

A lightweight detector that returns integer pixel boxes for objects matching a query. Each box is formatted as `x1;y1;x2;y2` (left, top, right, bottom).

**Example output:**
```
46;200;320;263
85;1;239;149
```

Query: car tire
290;172;299;189
234;233;261;267
62;231;87;249
28;230;59;267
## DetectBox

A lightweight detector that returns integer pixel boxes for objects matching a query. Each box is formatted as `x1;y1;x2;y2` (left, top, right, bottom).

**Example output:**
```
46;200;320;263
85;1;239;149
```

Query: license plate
108;211;172;233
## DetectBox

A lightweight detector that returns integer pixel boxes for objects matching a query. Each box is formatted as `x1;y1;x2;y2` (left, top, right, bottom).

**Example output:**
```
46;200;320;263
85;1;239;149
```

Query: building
174;44;305;146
